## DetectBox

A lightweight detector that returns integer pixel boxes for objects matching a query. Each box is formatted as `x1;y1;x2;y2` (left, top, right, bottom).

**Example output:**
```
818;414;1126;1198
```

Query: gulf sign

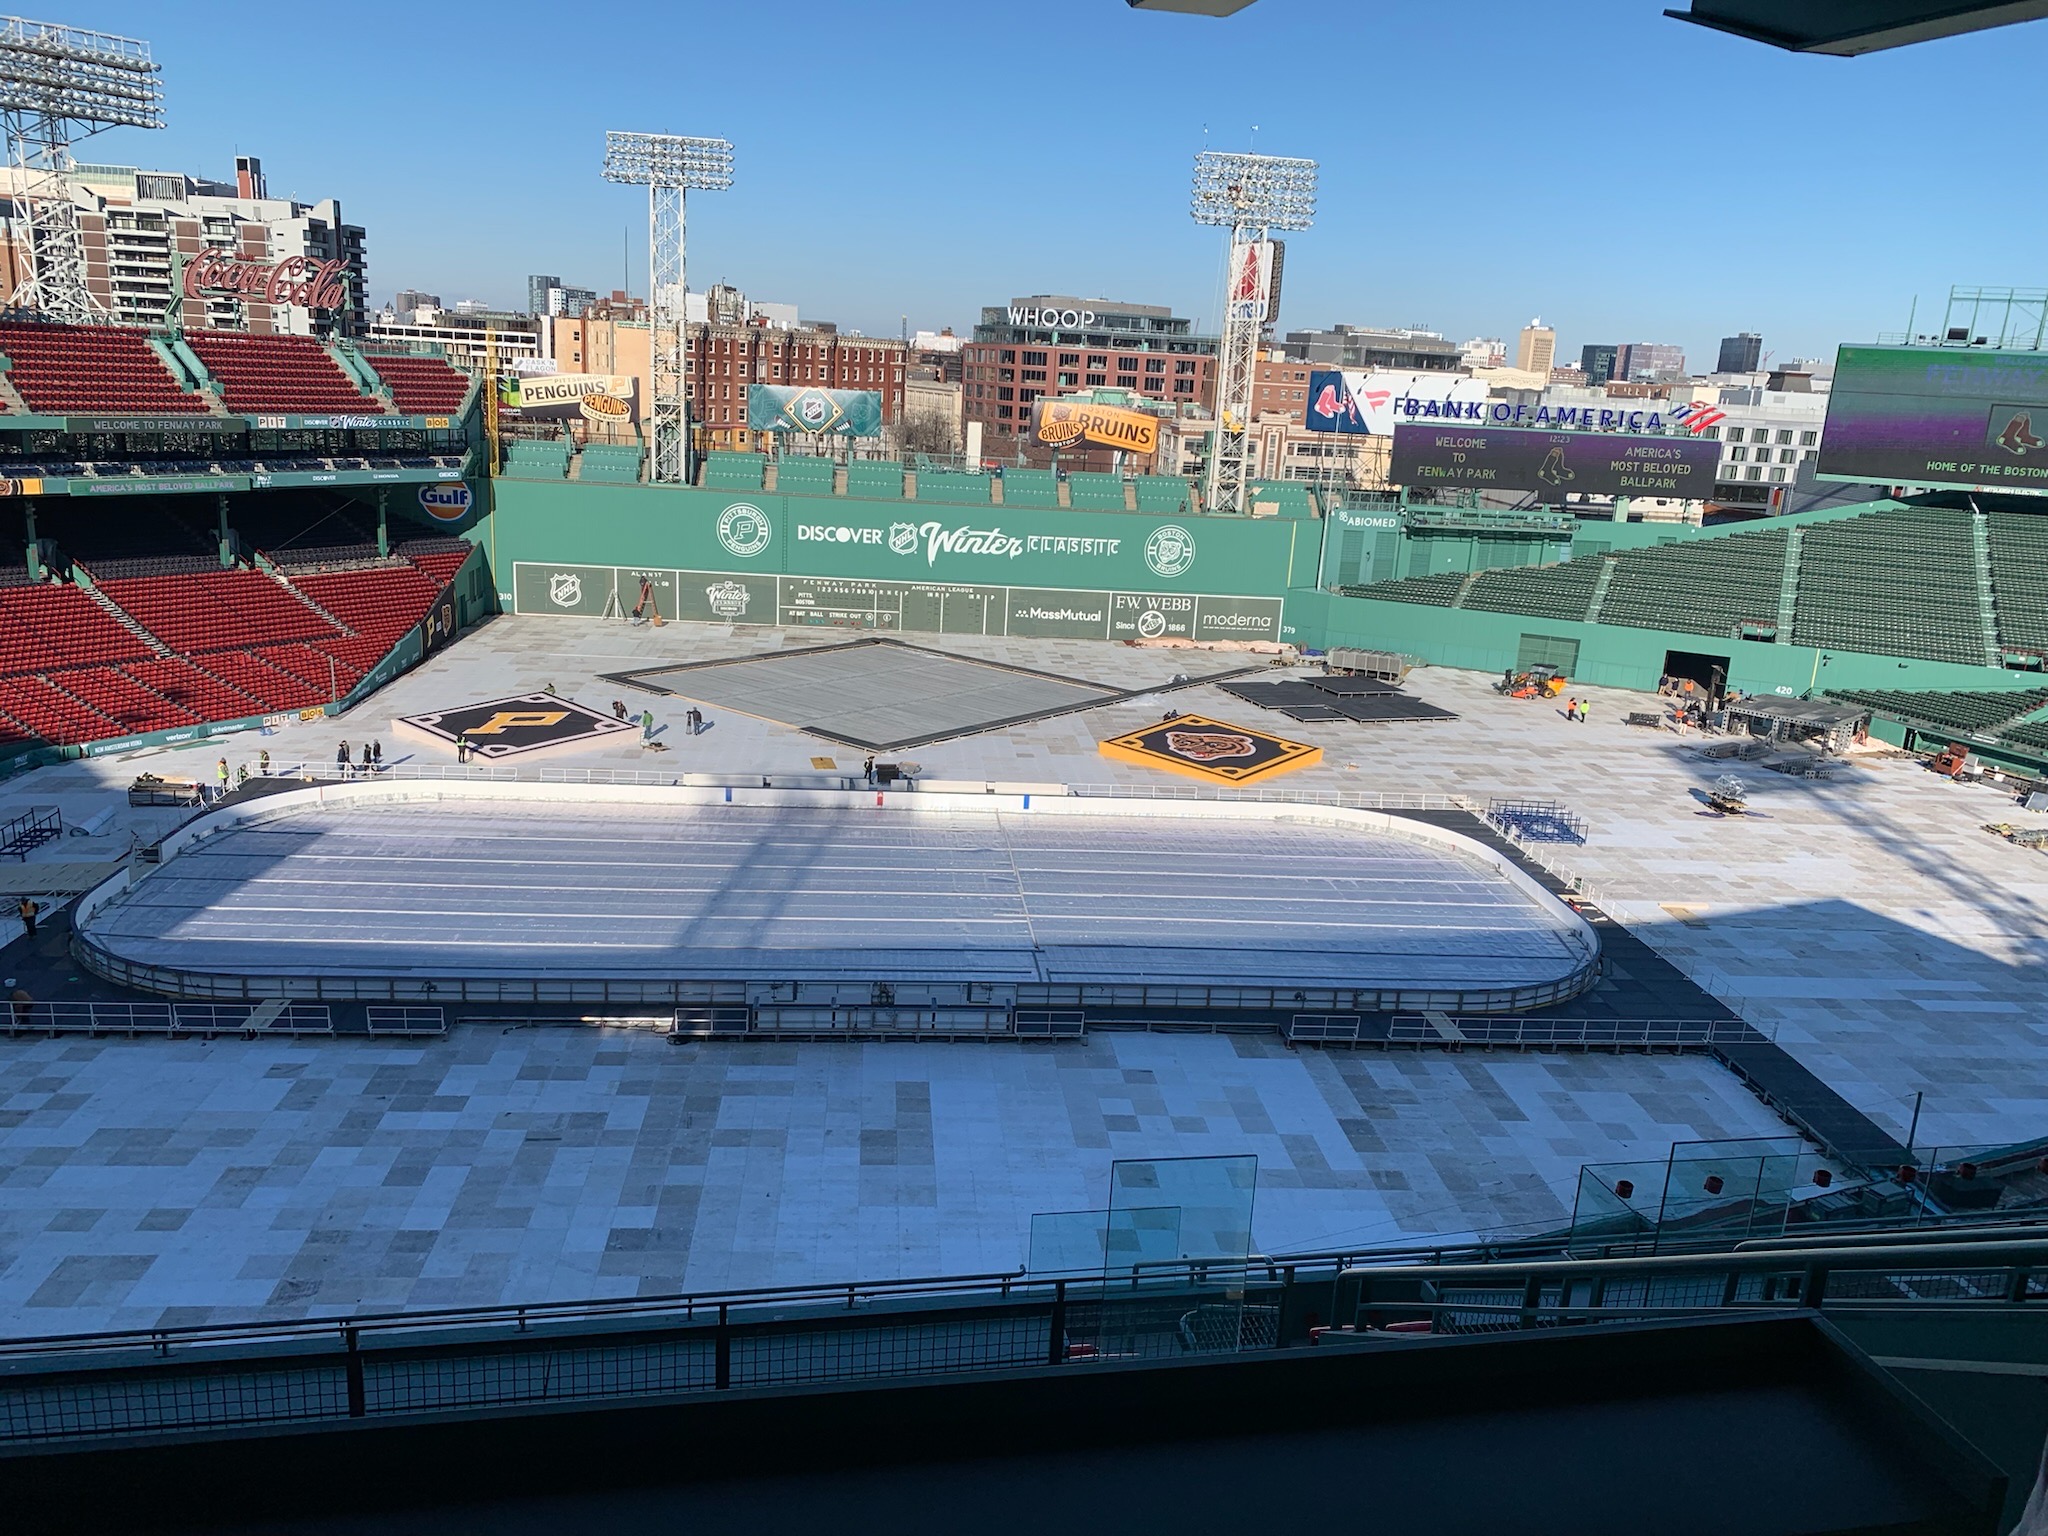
419;482;473;522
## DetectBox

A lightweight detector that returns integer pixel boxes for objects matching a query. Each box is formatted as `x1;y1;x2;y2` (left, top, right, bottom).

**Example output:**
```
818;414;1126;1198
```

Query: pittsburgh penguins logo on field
398;693;637;760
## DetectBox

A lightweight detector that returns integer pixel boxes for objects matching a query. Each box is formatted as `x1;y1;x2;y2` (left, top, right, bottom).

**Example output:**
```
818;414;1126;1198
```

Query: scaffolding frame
1190;151;1316;514
602;131;733;485
0;15;162;324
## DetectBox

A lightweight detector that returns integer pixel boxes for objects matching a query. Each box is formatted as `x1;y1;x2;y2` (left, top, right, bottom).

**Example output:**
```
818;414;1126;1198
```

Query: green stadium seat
915;471;992;505
1067;472;1129;511
1340;572;1469;607
774;456;837;496
845;460;907;500
702;451;765;491
1793;508;1987;666
1826;685;2048;736
1247;482;1316;518
999;469;1060;509
1599;528;1788;639
1133;476;1197;515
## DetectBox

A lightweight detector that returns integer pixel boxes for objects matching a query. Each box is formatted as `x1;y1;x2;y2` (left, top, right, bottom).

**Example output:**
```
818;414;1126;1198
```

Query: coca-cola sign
183;252;350;310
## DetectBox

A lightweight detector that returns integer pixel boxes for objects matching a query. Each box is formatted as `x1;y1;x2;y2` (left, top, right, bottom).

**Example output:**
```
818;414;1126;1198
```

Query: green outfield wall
481;480;1321;645
471;479;2039;702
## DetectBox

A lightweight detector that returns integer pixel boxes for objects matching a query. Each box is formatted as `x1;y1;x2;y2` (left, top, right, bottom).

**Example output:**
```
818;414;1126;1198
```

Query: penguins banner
1390;423;1721;501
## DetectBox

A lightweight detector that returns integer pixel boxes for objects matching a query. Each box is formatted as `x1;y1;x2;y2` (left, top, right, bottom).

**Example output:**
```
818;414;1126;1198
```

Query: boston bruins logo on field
1099;711;1321;787
1164;730;1255;762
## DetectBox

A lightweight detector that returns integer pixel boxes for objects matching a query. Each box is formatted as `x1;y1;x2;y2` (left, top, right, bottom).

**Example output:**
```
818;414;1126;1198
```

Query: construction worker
258;748;271;776
16;895;36;939
215;757;230;800
456;734;470;765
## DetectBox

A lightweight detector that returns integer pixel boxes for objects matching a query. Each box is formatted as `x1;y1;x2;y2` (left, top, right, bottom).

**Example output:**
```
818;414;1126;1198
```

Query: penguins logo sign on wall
717;503;773;558
1144;524;1197;579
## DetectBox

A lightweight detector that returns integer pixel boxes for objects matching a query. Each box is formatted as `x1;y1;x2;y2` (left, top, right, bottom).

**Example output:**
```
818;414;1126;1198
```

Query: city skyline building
1717;331;1765;373
1579;343;1618;387
1515;319;1556;376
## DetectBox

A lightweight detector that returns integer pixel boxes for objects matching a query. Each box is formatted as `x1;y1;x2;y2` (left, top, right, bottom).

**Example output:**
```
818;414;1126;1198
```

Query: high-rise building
392;289;440;317
0;158;369;335
1717;332;1764;373
526;274;561;316
1615;342;1686;382
1515;319;1556;376
1579;344;1618;387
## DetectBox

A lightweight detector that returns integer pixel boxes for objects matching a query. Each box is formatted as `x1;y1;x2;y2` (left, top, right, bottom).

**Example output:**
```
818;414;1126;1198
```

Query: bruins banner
1030;398;1160;457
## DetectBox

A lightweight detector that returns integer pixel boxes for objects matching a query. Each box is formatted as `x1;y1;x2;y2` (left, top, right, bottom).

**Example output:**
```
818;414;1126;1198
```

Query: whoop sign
183;253;351;311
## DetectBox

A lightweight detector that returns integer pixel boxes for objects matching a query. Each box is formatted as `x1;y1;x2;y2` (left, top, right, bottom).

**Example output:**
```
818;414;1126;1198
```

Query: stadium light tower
1190;149;1315;515
0;16;163;324
602;130;733;486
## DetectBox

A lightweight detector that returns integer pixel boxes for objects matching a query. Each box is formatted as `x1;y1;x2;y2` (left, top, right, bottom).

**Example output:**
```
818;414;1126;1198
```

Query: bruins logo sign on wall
1098;712;1321;786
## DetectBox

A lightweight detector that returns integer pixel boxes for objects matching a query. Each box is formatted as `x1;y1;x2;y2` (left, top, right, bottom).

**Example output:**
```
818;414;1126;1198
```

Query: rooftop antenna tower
0;15;163;324
1190;149;1315;514
602;130;733;485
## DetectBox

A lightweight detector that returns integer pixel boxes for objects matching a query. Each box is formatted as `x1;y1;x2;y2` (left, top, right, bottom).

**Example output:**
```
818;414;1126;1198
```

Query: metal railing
0;1000;335;1038
1340;1236;2048;1337
5;1226;2044;1448
1384;1015;1760;1048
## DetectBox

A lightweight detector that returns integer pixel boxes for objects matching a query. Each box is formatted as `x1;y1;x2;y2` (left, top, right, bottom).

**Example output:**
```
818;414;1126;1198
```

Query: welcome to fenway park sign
183;252;349;311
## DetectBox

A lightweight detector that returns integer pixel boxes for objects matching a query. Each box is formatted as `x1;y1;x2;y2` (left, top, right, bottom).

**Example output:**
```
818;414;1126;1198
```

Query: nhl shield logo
1165;730;1255;762
797;392;833;429
888;521;919;556
548;571;583;609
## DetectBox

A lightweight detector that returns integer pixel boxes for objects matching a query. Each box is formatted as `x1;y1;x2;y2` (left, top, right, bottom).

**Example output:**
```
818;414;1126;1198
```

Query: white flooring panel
0;1030;1796;1335
84;801;1587;989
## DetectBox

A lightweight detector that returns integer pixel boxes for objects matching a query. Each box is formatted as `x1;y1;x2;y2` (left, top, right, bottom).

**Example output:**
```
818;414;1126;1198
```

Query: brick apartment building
551;313;907;452
961;296;1218;448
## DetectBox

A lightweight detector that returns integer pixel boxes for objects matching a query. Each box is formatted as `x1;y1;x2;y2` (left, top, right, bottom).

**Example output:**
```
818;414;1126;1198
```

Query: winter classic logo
1144;524;1196;578
547;571;583;608
419;482;472;522
706;581;751;619
888;521;919;556
717;503;773;558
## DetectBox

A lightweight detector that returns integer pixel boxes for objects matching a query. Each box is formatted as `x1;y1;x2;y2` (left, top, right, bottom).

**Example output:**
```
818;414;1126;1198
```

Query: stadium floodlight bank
1190;150;1316;517
0;14;164;325
602;130;734;488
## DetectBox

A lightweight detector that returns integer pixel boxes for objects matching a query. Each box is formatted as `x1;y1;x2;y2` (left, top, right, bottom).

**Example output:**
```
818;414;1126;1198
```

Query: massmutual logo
1144;524;1197;579
717;502;773;558
548;571;583;608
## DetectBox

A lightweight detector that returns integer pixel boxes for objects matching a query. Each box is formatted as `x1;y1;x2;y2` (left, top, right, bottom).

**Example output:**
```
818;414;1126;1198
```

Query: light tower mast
0;15;164;324
602;130;733;486
1189;149;1315;514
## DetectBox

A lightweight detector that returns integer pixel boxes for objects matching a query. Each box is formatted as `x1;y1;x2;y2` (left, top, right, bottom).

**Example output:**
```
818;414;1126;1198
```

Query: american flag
1672;401;1727;434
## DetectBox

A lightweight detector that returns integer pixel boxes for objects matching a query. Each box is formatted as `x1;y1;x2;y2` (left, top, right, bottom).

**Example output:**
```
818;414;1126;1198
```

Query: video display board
1818;345;2048;492
1390;423;1720;499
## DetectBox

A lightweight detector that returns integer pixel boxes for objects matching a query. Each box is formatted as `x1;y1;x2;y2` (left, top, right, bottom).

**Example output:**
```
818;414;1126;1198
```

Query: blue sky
73;0;2048;368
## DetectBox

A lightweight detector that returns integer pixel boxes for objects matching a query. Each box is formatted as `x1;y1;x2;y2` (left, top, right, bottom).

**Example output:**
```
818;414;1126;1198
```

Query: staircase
1969;507;2002;664
1585;557;1618;624
75;573;172;657
1776;526;1803;637
261;558;356;635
